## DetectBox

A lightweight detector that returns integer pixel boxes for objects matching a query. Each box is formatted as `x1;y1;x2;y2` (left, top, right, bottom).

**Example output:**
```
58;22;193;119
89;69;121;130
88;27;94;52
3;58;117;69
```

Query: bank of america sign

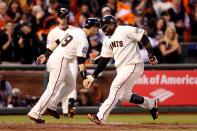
150;88;174;102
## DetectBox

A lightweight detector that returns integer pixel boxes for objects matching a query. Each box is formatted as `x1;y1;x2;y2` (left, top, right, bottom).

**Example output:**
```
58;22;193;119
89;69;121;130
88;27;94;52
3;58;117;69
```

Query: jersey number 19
61;33;73;47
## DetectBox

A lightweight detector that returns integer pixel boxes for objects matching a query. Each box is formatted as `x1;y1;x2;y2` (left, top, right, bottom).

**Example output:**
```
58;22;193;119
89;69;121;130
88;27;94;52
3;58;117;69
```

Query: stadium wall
0;64;196;114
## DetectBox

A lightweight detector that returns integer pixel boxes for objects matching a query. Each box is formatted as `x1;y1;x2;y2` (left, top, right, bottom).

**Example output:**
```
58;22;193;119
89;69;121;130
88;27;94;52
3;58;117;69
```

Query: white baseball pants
97;63;155;122
28;56;75;119
47;59;78;114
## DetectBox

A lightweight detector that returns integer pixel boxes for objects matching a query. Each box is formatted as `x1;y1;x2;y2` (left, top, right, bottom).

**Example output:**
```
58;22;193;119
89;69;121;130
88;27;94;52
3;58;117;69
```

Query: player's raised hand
36;54;48;64
149;55;158;65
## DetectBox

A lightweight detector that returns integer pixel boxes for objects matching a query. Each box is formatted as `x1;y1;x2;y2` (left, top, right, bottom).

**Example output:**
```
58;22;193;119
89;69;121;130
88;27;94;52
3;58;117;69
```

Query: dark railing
0;63;196;70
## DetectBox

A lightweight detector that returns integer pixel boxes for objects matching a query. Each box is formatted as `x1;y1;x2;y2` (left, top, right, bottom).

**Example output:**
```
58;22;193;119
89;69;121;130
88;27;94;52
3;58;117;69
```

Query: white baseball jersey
49;27;89;60
101;25;145;68
96;25;157;123
28;26;89;119
46;25;80;113
47;25;76;47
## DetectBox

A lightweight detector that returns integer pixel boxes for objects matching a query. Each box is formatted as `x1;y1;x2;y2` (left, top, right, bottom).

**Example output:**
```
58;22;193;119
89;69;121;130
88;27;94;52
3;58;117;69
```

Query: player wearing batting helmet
83;15;159;125
27;7;100;123
27;8;100;123
57;7;69;19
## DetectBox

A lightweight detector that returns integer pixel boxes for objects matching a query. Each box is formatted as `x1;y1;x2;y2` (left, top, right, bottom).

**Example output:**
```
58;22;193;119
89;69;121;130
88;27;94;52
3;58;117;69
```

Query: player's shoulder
115;25;131;33
68;25;77;29
49;25;76;33
48;26;60;35
72;27;83;32
117;25;135;30
117;25;145;34
71;28;86;36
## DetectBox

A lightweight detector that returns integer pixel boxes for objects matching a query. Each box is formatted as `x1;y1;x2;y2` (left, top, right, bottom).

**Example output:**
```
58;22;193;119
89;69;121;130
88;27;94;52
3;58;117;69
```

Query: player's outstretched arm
77;58;93;89
77;57;90;88
36;41;58;64
91;57;111;78
141;34;158;65
36;49;53;64
83;57;111;89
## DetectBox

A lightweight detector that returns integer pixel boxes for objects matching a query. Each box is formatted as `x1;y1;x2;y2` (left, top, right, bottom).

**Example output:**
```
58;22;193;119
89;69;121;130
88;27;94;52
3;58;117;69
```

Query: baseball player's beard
103;29;110;36
104;26;116;36
105;30;113;36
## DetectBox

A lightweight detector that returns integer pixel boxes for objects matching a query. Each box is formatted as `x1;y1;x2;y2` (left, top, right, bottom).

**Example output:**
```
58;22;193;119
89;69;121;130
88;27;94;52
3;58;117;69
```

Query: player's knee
65;84;75;93
66;83;75;89
118;92;127;100
129;94;144;104
119;93;130;101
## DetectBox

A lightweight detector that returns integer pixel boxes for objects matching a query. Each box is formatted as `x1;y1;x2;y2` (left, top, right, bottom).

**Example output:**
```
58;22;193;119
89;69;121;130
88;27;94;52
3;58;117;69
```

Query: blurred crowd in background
0;0;197;64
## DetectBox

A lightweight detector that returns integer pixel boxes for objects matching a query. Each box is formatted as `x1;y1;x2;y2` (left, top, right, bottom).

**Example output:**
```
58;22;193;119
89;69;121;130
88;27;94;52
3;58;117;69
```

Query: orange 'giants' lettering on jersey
109;41;123;50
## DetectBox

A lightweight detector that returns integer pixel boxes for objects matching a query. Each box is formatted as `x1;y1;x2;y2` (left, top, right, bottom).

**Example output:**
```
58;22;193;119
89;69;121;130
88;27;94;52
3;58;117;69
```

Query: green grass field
0;114;197;131
0;114;196;124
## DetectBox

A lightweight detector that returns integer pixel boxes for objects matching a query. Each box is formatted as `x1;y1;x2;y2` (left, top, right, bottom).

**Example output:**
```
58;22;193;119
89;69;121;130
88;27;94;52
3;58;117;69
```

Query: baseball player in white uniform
83;15;159;124
27;9;101;123
35;8;78;118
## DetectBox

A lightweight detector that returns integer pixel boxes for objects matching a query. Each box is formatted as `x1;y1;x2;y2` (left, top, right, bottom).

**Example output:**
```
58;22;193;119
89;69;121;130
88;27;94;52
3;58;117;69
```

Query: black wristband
45;49;53;58
80;70;87;80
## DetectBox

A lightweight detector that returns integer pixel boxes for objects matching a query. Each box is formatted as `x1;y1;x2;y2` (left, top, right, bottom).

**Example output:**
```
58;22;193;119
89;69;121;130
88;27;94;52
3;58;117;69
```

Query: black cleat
27;115;45;124
150;99;159;120
68;107;76;118
87;114;102;125
63;113;69;118
46;108;60;119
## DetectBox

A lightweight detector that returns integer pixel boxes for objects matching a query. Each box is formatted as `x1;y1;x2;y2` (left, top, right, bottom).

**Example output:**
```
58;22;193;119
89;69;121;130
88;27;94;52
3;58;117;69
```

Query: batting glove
83;79;90;89
87;75;95;83
83;75;95;89
148;55;158;65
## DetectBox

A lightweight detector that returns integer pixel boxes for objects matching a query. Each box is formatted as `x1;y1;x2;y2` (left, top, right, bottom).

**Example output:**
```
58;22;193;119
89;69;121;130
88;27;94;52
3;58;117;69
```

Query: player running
83;15;159;125
27;10;101;123
35;7;77;118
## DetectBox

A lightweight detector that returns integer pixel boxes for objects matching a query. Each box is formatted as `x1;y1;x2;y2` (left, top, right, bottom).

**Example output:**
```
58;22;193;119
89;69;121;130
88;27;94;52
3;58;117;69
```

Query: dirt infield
0;123;197;131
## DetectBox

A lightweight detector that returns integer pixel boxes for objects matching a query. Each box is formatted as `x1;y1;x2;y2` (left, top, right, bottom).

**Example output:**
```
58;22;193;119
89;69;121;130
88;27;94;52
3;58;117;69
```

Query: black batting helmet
84;18;101;29
57;7;69;19
100;15;116;29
